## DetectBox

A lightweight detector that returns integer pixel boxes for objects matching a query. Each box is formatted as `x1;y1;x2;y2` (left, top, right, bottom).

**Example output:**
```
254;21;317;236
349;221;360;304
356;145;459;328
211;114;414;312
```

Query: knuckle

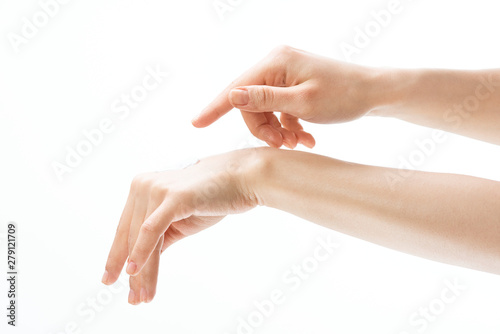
131;173;147;191
142;175;155;189
270;44;294;57
141;221;158;235
176;191;194;214
300;87;314;103
268;45;295;65
253;87;274;109
150;182;166;199
175;190;191;204
130;177;140;192
297;86;317;117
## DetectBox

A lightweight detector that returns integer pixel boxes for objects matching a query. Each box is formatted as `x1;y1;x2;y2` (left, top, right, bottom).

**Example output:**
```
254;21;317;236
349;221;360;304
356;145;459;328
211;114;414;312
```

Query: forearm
251;148;500;274
368;68;500;144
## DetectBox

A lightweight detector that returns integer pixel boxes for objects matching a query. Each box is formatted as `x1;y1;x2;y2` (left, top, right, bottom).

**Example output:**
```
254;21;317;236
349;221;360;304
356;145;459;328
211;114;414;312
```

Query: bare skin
192;45;500;146
102;46;500;304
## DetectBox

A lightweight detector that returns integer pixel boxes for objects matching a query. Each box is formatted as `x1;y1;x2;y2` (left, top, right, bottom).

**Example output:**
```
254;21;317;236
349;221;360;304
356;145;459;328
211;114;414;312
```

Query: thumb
229;85;304;116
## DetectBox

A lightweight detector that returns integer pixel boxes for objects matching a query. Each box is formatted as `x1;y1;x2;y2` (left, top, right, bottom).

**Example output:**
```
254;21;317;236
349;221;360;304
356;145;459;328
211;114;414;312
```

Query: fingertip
102;265;122;285
303;142;314;149
128;289;139;305
191;115;206;128
101;270;111;285
302;137;316;149
266;137;282;148
144;289;155;303
140;288;148;303
126;261;138;276
260;126;283;148
192;106;218;128
282;131;298;149
190;118;200;127
282;138;294;149
307;134;316;148
297;131;316;148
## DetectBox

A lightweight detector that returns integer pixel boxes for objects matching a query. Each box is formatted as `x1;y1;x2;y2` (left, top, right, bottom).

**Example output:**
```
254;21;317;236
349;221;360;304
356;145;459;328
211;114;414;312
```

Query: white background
1;0;500;333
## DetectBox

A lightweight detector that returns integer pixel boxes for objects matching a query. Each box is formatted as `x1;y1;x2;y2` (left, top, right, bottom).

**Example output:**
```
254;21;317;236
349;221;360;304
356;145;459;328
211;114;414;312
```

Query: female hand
101;149;262;304
192;45;383;149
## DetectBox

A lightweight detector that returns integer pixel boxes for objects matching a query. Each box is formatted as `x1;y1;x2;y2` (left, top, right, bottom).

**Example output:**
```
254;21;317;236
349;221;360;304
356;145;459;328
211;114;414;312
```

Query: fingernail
191;114;200;123
128;290;136;304
230;88;249;106
101;270;109;284
126;261;137;275
140;288;148;303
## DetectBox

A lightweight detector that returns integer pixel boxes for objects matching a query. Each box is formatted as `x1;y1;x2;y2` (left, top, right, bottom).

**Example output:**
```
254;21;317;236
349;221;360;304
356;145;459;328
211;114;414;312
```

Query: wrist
240;147;277;207
365;67;418;118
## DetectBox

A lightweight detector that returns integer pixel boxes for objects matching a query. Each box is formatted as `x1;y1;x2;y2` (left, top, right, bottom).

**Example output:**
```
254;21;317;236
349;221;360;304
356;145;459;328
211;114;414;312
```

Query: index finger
191;60;267;128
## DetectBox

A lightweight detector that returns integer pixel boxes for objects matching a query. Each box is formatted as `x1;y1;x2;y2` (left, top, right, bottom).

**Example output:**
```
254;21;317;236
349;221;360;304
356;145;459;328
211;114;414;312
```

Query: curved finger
161;221;187;253
192;62;267;128
128;199;159;304
280;113;316;148
128;273;141;305
127;201;187;276
161;215;225;254
240;110;283;148
265;113;297;149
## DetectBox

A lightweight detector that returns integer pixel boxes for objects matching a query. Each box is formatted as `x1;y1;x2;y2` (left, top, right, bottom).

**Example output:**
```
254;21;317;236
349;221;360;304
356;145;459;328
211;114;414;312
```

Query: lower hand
102;149;263;304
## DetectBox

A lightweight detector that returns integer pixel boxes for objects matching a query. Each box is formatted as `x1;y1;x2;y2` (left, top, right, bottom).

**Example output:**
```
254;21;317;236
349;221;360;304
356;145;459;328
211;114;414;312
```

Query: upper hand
192;45;378;149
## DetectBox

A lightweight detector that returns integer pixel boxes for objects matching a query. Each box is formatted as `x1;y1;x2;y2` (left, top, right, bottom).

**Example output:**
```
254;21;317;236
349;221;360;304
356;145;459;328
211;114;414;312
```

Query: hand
101;149;262;304
192;45;380;149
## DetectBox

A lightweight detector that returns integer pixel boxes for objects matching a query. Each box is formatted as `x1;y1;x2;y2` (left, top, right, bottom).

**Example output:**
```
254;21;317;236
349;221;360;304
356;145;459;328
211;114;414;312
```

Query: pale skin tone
102;45;500;304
